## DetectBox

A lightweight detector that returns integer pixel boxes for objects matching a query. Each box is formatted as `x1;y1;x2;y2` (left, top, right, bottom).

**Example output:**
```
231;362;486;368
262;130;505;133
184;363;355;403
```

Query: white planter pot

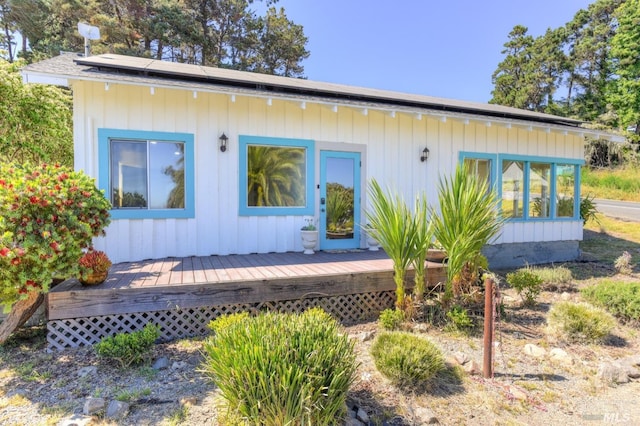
301;230;318;254
366;234;379;251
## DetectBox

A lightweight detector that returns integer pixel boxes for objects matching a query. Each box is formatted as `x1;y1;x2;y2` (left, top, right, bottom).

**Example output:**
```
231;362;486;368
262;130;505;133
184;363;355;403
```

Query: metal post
483;277;494;378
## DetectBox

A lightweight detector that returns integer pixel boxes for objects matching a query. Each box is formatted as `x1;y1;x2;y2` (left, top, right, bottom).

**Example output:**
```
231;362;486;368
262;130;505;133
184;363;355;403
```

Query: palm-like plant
410;195;435;301
432;164;504;300
247;146;305;207
365;180;419;309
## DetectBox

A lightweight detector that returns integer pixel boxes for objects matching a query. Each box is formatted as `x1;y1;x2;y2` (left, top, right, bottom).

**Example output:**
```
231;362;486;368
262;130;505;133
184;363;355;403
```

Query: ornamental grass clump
95;323;160;368
581;281;640;322
546;302;615;344
202;308;357;425
371;331;445;389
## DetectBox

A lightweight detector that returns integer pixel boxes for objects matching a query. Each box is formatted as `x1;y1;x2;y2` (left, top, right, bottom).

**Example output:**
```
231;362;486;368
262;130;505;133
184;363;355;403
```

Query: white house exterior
23;53;620;267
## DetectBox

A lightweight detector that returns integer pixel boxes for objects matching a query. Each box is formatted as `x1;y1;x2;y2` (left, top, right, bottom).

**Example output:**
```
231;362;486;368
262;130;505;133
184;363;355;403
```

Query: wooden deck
48;250;446;321
45;250;446;350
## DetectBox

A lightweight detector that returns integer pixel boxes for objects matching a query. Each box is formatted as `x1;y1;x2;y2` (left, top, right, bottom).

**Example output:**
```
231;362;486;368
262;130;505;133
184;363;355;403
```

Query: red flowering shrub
0;163;111;311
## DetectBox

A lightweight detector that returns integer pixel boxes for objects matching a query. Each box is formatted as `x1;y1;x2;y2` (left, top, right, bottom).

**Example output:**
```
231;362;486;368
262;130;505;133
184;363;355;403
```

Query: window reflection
556;164;575;217
530;163;551;218
502;160;524;218
246;145;306;207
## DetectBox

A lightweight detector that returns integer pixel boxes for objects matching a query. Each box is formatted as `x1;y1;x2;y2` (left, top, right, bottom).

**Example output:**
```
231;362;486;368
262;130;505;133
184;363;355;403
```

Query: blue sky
272;0;593;103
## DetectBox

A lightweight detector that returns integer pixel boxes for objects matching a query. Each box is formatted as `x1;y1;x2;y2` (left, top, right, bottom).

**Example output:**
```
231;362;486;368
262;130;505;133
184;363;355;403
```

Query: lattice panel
47;290;396;351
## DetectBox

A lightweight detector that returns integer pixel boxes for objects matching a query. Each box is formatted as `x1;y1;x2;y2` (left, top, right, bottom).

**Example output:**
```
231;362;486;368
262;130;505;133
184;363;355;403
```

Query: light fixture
219;133;229;152
420;147;430;162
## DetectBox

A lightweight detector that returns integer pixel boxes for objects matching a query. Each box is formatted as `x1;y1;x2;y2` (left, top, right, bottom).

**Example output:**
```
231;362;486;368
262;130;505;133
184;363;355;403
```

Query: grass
530;266;573;286
579;214;640;269
546;302;616;343
166;405;189;426
581;281;640;322
115;387;152;402
581;167;640;202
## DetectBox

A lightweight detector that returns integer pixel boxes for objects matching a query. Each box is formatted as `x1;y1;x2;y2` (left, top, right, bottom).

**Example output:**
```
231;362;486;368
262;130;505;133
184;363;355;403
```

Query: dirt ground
1;228;639;425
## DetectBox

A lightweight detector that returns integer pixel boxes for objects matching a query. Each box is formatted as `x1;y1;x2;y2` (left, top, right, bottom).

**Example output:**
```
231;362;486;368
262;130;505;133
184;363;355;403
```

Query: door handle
320;197;326;205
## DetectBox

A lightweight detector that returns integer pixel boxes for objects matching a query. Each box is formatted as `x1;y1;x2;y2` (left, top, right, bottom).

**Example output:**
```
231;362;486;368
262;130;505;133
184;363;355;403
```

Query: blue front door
319;151;361;250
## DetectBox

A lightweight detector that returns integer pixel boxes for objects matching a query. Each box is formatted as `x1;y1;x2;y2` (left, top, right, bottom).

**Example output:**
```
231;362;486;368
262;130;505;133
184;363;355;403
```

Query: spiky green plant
410;195;434;301
432;164;504;299
365;179;419;309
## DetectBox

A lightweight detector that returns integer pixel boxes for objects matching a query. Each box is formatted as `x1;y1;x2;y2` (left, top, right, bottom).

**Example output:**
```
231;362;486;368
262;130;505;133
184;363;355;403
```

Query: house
23;53;620;268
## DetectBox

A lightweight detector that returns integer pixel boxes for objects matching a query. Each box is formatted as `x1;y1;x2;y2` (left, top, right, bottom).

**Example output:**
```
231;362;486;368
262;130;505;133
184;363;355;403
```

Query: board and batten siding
72;81;584;264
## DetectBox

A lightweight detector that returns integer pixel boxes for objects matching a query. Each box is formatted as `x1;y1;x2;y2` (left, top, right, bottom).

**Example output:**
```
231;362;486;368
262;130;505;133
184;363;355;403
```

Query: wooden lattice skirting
46;290;396;351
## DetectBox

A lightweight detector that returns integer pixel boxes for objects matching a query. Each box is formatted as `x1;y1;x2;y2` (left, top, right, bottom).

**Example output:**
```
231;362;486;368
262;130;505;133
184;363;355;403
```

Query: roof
22;53;622;140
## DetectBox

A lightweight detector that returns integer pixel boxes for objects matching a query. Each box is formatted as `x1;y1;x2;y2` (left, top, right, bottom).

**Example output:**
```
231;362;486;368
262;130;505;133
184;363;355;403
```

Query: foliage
365;179;419;309
2;0;309;77
445;305;475;332
0;59;72;166
0;163;111;312
432;164;503;300
579;194;600;225
529;266;573;286
201;308;356;425
300;217;317;231
582;281;640;322
207;312;249;334
410;195;434;300
95;323;160;368
613;251;634;275
326;183;354;233
581;166;640;202
78;249;112;281
506;268;543;306
247;145;305;207
370;331;445;389
378;308;405;331
546;302;615;343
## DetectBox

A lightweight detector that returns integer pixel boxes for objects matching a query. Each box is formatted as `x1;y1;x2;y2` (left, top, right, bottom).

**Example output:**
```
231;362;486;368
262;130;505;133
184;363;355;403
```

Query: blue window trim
459;152;583;222
239;135;315;216
98;128;195;219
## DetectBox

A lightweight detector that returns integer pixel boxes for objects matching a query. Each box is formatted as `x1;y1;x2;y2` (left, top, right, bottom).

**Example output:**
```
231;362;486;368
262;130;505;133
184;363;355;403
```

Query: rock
180;396;198;406
413;323;429;333
523;343;546;358
549;348;573;365
58;414;94;426
83;397;106;415
623;355;640;367
560;292;571;301
620;359;640;379
77;366;98;378
509;386;528;401
152;356;170;370
347;406;357;418
463;360;481;375
106;400;130;419
597;361;630;385
171;361;188;370
414;406;439;424
344;418;364;426
453;351;469;365
358;331;375;342
356;408;369;423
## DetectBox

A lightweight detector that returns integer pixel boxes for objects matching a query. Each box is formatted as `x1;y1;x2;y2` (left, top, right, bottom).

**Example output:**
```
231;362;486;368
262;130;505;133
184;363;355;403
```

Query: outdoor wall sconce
420;147;430;162
219;133;229;152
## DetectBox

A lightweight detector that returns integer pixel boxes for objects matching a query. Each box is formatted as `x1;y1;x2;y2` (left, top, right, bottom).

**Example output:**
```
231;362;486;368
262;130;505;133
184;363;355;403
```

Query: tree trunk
0;291;44;344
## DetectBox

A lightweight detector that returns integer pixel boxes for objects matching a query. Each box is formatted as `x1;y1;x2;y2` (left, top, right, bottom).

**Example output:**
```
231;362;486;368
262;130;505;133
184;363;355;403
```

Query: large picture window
239;136;314;216
460;152;581;221
98;129;195;219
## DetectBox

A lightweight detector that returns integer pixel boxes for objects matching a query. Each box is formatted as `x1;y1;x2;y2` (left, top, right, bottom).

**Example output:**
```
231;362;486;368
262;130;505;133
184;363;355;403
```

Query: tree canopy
0;0;309;77
490;0;639;140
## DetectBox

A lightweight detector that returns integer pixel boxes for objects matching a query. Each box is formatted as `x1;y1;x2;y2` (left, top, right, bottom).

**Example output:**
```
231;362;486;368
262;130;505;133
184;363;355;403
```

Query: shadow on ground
574;229;640;279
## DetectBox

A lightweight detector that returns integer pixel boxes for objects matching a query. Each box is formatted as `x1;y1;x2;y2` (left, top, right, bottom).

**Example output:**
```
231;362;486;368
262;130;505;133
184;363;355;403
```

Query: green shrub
530;266;573;286
371;331;445;388
580;194;600;224
613;251;634;275
506;268;543;306
207;312;249;334
581;281;640;322
95;323;160;368
202;308;356;425
378;308;405;330
445;305;475;332
547;302;615;343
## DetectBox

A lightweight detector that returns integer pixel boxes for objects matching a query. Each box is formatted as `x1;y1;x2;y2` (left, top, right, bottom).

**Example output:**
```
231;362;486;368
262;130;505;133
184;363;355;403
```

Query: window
460;152;582;221
98;129;195;219
239;135;315;216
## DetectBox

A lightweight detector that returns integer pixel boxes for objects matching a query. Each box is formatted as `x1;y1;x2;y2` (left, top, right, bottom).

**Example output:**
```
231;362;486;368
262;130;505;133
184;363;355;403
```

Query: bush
445;305;474;332
371;331;445;388
581;281;640;322
0;162;111;312
378;308;405;330
202;308;356;425
506;268;543;306
207;312;249;334
614;251;634;275
95;323;160;368
546;302;615;343
530;266;573;286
